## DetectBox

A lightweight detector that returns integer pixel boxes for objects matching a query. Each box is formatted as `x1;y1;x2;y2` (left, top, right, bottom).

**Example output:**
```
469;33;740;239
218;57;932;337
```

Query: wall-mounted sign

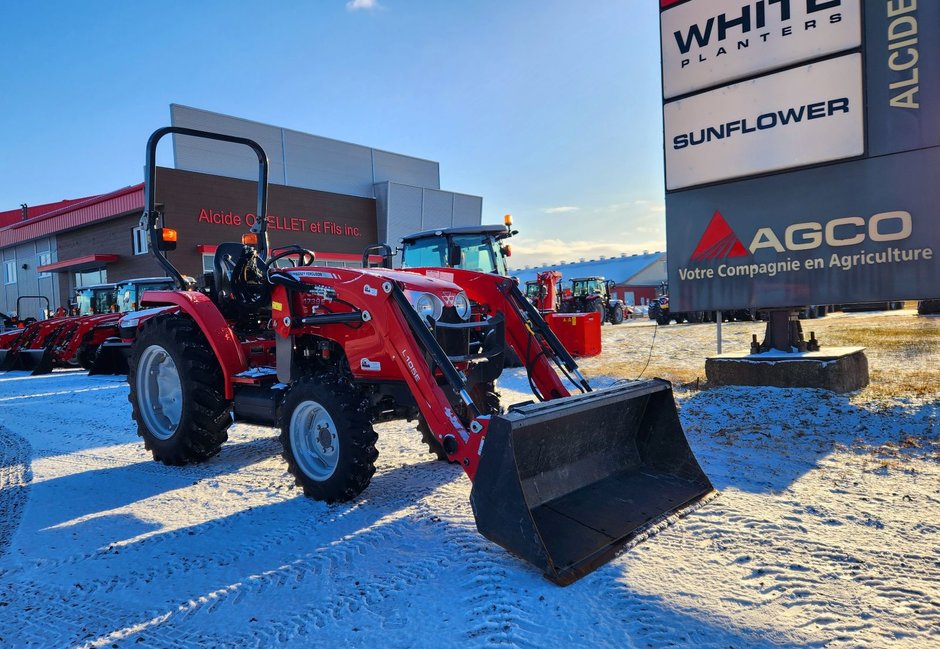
155;167;378;254
661;0;862;99
664;53;864;190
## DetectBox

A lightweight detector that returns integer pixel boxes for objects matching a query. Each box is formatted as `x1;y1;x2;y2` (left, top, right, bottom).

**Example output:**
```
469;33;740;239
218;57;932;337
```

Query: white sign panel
661;0;862;99
664;53;864;191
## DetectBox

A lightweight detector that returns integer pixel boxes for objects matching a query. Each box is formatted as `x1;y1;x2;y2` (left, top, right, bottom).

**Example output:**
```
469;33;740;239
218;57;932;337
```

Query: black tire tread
278;375;378;503
127;313;231;466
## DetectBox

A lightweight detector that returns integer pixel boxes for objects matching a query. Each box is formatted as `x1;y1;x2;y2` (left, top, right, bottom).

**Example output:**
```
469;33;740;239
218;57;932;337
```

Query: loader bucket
17;349;54;375
470;379;714;585
88;341;130;375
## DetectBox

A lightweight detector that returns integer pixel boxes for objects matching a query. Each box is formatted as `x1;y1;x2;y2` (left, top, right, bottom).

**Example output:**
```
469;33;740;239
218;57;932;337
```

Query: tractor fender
140;290;247;399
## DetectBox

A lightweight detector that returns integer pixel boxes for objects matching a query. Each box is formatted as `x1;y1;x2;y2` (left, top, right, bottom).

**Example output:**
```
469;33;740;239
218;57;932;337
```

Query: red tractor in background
559;277;628;324
121;127;714;585
525;270;562;313
0;279;175;375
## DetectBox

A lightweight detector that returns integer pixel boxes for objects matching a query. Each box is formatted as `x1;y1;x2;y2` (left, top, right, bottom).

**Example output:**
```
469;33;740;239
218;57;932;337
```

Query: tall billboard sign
661;0;939;311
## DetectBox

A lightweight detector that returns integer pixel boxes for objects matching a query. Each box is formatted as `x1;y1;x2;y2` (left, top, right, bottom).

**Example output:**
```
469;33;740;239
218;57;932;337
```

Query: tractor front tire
77;344;97;370
656;313;671;326
128;314;231;465
279;375;378;503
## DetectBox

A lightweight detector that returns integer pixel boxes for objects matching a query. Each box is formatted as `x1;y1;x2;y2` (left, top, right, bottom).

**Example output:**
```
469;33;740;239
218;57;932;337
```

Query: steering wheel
267;246;316;269
230;248;271;309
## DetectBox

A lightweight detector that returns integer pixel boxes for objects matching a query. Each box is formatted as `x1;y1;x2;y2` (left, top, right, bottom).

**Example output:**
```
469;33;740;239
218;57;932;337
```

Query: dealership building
0;105;483;320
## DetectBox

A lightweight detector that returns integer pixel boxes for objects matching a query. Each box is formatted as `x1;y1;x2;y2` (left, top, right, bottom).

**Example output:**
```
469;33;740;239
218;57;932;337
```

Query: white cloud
509;236;666;269
346;0;380;11
541;206;579;214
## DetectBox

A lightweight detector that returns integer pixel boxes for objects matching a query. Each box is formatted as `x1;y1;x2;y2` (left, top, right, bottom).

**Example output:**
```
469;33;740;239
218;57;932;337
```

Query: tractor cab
560;277;626;324
400;215;517;276
524;280;541;301
75;284;118;315
570;277;610;299
115;277;176;313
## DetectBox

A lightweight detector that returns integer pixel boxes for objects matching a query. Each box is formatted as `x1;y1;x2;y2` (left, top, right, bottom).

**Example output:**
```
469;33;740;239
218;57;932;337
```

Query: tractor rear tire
279;375;378;503
128;314;231;465
611;305;624;324
594;302;606;325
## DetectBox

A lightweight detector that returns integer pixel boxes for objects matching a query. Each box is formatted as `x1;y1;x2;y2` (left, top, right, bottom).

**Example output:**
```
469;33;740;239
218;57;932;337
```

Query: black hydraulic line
143;127;271;289
389;285;480;419
299;313;364;326
500;280;591;393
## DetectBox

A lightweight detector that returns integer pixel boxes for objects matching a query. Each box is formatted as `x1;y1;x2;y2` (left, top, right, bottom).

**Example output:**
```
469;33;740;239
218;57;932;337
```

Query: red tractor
124;127;714;585
525;270;563;313
559;277;628;324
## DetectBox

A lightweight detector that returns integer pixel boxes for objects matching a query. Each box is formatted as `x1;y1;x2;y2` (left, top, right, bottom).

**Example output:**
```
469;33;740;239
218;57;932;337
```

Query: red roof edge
37;254;120;273
4;183;144;232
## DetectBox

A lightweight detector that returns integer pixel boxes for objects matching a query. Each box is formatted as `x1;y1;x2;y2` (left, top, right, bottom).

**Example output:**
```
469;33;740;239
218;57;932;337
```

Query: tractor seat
213;242;247;304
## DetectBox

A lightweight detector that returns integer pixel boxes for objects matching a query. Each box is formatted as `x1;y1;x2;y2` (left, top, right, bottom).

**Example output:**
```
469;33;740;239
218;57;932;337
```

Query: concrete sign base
705;347;869;394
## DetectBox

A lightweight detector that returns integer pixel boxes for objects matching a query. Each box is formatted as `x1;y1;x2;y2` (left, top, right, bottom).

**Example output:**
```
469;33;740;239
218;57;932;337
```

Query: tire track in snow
0;424;31;558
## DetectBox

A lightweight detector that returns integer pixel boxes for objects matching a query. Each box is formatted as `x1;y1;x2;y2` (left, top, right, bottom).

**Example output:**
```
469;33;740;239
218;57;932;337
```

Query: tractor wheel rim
289;400;339;481
137;344;183;440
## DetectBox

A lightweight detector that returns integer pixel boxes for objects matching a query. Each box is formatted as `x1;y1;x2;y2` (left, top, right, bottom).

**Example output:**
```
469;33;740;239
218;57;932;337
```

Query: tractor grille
435;307;470;359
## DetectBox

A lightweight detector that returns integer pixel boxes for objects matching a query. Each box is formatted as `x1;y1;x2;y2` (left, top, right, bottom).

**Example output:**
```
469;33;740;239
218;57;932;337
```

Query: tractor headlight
454;291;471;320
411;292;443;321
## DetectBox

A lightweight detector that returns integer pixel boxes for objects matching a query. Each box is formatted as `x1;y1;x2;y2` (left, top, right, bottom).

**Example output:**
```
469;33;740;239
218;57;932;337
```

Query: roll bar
143;127;270;289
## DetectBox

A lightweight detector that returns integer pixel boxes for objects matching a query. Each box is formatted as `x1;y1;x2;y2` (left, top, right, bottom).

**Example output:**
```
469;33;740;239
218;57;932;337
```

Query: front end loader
125;126;715;584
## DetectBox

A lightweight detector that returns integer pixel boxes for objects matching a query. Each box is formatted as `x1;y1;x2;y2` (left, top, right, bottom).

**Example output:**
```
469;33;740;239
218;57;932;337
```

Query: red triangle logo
690;211;748;261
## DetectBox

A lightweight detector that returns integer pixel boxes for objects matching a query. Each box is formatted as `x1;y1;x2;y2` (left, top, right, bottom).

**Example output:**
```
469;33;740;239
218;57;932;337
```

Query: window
37;252;51;278
132;226;149;255
400;237;446;268
3;260;15;285
75;268;107;287
202;254;214;274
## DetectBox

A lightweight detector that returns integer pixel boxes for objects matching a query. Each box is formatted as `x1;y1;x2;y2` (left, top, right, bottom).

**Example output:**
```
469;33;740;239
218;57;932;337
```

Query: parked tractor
89;277;176;374
0;279;175;375
399;216;516;275
559;277;627;324
525;270;562;313
123;127;714;585
0;296;60;372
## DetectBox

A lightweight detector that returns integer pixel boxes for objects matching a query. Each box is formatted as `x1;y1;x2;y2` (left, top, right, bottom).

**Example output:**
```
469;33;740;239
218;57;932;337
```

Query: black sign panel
667;147;940;310
865;0;940;156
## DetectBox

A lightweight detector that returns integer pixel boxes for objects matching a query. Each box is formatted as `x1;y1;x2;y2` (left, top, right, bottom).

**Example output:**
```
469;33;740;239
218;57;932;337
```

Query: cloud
541;206;579;214
509;236;666;269
346;0;380;11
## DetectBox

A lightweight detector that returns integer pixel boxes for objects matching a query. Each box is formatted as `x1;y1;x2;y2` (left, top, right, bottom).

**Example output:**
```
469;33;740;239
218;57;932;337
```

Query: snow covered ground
0;310;937;648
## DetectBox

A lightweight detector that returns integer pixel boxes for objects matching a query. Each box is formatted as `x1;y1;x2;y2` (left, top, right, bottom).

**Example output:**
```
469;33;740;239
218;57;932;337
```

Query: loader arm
269;269;490;477
53;314;121;366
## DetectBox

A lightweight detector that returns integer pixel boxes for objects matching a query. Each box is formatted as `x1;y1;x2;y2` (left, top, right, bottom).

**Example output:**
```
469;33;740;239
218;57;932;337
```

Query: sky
0;0;668;268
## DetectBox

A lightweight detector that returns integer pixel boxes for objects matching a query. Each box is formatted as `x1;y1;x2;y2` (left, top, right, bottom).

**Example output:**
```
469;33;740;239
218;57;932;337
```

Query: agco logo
691;209;913;261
